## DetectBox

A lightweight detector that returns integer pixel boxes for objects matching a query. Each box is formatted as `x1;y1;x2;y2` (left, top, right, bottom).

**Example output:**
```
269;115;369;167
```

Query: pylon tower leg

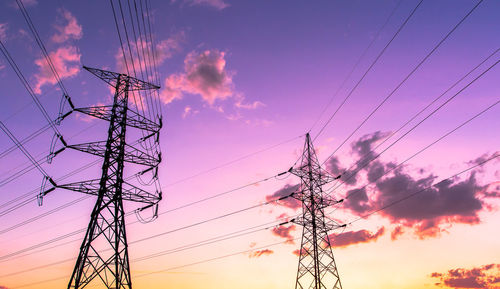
292;133;343;289
68;74;132;289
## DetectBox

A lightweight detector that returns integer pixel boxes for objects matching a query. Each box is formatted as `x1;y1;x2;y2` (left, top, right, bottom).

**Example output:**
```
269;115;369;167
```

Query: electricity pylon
41;66;162;289
291;133;344;289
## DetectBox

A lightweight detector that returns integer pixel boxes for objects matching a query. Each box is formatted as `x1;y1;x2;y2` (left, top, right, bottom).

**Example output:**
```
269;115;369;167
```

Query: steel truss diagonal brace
57;179;161;204
75;106;161;133
68;141;159;166
292;216;343;232
292;193;340;208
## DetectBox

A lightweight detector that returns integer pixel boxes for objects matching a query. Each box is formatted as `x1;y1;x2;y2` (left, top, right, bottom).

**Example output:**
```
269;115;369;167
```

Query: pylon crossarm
68;141;159;166
291;169;336;185
57;179;159;204
75;106;160;132
74;105;112;121
84;66;160;91
122;181;160;204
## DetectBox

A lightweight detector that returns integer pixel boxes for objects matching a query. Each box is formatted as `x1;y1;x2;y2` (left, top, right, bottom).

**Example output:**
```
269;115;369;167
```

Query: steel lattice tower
291;133;344;289
41;67;162;289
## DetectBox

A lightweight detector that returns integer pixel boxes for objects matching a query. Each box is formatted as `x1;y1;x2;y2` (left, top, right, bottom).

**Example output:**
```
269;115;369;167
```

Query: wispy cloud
248;249;273;258
182;105;199;118
116;30;186;76
0;23;7;41
173;0;229;10
51;9;82;43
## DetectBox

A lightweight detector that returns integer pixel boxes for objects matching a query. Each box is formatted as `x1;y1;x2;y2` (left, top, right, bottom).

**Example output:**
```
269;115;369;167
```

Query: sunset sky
0;0;499;289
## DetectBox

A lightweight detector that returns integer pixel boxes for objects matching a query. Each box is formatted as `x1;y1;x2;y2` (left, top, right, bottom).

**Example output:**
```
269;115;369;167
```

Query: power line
334;56;500;191
332;47;499;189
0;132;298;228
0;190;295;262
15;0;75;115
162;134;302;188
308;0;403;134
13;237;300;288
0;40;66;148
340;96;500;201
0;215;293;278
0;122;53;182
321;0;484;164
0;169;288;260
312;0;424;141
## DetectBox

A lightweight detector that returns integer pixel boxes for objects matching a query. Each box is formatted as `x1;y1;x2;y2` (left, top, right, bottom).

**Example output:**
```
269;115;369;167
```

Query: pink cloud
271;224;296;244
431;264;500;289
182;105;199;118
116;31;185;76
160;49;234;105
292;249;306;257
51;9;82;43
235;94;265;110
0;23;7;41
328;227;385;248
248;249;273;258
176;0;229;10
33;46;81;94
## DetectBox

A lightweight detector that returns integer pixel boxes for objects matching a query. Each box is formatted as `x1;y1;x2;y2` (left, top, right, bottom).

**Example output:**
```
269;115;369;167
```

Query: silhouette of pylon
291;133;344;289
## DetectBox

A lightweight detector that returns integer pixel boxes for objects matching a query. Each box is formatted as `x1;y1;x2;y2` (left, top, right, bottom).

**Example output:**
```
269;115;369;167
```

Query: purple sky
0;1;499;288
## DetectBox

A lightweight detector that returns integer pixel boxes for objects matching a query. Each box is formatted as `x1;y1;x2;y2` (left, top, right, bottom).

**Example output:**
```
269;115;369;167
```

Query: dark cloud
0;286;10;289
248;249;273;258
327;156;358;186
344;187;371;214
345;169;487;239
431;264;500;289
351;131;390;159
326;156;343;175
265;184;301;210
376;172;483;238
467;151;499;170
271;224;296;244
480;181;500;199
271;131;497;243
328;131;391;186
328;227;385;248
366;160;386;183
341;132;497;239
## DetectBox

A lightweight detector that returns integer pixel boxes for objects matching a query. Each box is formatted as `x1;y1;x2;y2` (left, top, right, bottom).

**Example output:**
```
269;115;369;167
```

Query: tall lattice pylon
291;133;344;289
41;66;162;289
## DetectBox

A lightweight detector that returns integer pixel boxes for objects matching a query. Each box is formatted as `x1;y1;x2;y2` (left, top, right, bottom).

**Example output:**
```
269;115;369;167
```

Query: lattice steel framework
291;133;343;289
42;66;162;289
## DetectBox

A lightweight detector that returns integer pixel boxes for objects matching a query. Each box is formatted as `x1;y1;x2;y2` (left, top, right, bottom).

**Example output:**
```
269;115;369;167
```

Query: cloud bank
431;264;500;289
